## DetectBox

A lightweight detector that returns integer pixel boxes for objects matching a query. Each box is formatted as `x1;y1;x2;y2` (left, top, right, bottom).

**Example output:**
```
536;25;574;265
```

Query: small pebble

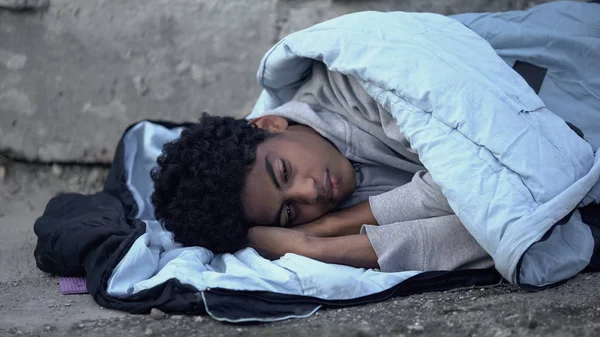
149;308;166;320
355;328;375;337
528;319;538;330
407;325;424;333
193;316;204;323
78;323;85;328
144;327;153;335
51;164;62;176
133;76;149;96
175;60;191;75
170;315;183;320
123;49;134;60
88;168;100;183
422;300;434;309
0;165;5;180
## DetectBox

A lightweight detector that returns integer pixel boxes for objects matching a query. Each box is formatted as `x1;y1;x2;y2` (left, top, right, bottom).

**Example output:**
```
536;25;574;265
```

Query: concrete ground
2;0;599;336
0;163;598;337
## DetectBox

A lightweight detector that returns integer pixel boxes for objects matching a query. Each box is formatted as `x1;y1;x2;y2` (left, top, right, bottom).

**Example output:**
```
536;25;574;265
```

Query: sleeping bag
34;1;600;322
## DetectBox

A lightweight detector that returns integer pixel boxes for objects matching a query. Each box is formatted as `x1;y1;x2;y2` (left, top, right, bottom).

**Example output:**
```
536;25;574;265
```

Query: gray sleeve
369;170;452;225
360;215;493;272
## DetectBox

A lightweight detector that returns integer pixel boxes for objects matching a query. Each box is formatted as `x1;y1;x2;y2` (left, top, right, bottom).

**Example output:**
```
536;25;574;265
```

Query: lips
324;169;341;203
325;169;333;202
330;174;340;201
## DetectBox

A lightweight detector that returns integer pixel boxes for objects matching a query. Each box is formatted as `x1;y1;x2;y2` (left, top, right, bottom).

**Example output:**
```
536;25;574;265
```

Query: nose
287;176;319;204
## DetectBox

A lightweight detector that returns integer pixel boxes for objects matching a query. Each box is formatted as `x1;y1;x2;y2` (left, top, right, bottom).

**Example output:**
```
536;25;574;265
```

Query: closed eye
279;159;296;226
285;203;292;226
282;160;289;182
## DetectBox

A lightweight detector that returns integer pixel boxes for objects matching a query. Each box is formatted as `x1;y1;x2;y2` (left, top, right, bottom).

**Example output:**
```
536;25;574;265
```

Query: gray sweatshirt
264;62;493;272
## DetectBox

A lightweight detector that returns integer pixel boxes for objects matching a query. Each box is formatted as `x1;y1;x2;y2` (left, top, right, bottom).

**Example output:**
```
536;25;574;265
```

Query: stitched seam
370;90;541;210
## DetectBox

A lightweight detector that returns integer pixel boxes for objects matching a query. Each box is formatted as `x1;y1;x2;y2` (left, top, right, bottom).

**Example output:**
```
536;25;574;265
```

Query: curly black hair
150;113;273;253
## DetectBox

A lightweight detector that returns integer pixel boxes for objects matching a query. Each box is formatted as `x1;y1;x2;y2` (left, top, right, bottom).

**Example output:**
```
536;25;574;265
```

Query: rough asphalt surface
1;1;599;336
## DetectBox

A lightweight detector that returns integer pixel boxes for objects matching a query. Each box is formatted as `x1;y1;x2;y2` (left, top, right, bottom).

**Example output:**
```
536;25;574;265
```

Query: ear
248;115;289;133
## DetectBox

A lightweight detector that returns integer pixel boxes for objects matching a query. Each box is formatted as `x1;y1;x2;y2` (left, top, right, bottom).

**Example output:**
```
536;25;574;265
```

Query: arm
369;171;454;225
293;199;377;237
362;215;493;272
248;226;379;269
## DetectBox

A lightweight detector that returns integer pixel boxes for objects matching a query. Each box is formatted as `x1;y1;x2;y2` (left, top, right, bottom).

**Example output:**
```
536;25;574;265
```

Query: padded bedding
250;1;600;286
33;1;600;322
108;1;600;298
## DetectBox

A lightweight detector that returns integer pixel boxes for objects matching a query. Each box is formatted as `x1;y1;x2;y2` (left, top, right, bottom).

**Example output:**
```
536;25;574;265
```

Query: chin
338;193;351;206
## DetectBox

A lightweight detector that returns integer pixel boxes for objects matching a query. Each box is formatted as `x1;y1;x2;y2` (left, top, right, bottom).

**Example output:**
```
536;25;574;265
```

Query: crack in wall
0;151;110;168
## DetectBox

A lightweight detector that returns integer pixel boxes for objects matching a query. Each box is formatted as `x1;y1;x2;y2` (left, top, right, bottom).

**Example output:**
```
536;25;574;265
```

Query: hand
293;200;378;237
291;216;328;236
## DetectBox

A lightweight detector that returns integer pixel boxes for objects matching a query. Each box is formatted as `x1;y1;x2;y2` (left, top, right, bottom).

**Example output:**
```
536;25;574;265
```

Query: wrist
319;213;341;235
335;200;377;233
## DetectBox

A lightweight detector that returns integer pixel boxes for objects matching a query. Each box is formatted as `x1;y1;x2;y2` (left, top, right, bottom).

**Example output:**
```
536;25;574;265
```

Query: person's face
242;115;356;227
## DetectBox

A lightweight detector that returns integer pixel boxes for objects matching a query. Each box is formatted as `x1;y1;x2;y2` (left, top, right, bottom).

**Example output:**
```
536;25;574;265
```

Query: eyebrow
265;155;284;226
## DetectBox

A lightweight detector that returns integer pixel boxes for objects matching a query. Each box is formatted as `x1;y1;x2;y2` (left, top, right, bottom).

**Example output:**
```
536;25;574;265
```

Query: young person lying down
150;62;493;272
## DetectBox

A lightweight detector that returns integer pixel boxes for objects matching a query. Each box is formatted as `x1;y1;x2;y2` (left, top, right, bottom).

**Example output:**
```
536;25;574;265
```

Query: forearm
248;227;379;269
295;199;377;237
307;234;379;269
247;227;312;260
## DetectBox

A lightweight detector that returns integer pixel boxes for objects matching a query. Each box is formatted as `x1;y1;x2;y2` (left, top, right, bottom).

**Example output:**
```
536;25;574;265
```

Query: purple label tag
59;277;88;295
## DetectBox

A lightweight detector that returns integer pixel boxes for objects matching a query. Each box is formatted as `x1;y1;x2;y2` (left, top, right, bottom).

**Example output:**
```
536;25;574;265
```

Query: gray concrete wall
1;0;277;163
0;0;554;163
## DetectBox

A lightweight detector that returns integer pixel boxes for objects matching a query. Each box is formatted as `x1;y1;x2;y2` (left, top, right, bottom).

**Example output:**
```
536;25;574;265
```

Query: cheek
289;134;330;158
